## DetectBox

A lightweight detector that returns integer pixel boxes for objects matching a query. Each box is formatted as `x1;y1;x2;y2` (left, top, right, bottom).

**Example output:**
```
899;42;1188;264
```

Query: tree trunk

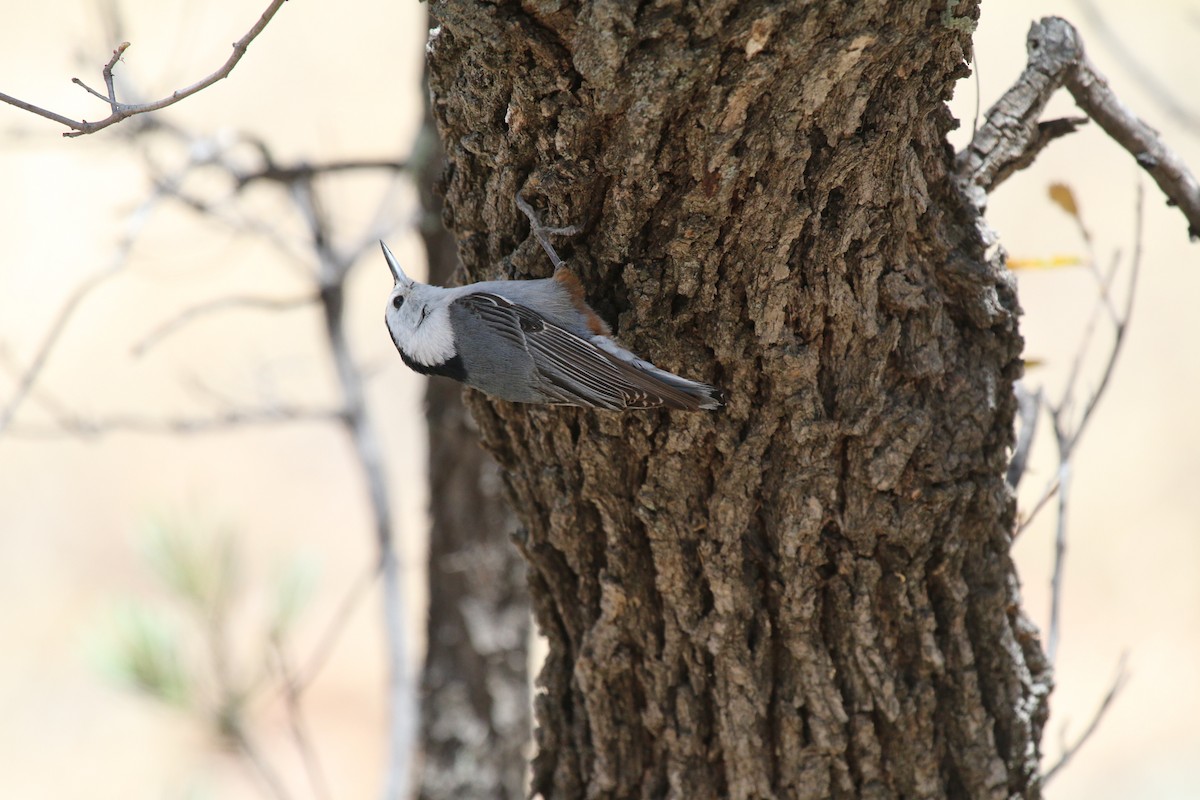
426;2;1051;798
415;35;531;799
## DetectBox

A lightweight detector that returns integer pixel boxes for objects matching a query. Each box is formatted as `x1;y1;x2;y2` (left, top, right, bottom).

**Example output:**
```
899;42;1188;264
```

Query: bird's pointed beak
380;240;411;287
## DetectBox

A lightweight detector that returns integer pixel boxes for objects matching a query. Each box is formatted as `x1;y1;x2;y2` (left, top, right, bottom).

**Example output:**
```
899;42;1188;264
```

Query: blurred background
0;1;1196;798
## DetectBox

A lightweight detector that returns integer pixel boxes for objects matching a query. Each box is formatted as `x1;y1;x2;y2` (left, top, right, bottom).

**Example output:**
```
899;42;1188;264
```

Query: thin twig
1075;0;1200;132
232;727;295;800
1007;383;1043;489
0;184;170;436
971;49;980;141
236;159;409;189
0;0;287;137
294;180;413;800
133;294;317;357
291;561;379;692
1068;187;1143;452
197;537;294;800
1043;185;1144;665
1016;473;1060;536
1045;459;1071;664
0;266;122;435
1063;58;1199;239
0;91;82;129
7;406;345;439
271;639;333;800
149;176;314;272
72;76;112;104
102;41;129;104
1043;652;1130;783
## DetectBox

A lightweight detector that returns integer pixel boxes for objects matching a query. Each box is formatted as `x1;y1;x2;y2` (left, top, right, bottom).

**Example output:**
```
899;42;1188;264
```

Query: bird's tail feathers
592;336;725;410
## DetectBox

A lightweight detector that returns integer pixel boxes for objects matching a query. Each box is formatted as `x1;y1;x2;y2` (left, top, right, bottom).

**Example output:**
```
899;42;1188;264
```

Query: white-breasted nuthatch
380;205;724;411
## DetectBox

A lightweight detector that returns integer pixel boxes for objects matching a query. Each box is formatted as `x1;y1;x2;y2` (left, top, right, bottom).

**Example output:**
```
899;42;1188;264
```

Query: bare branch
1063;43;1200;240
1046;459;1071;664
290;177;414;799
236;159;409;189
956;20;1084;198
103;44;125;103
1043;652;1130;783
1016;472;1059;536
1043;186;1143;665
149;176;315;272
0;90;87;129
0;266;121;436
1075;0;1200;132
0;185;169;436
72;75;114;104
7;405;345;439
956;17;1200;240
291;562;380;692
1055;250;1119;426
0;0;287;137
6;84;415;790
133;294;317;358
1064;185;1143;457
270;639;333;800
1006;383;1042;489
231;725;296;800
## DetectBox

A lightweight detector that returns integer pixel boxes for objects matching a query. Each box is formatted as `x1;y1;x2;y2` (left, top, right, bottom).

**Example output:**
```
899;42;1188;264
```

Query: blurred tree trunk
426;2;1051;798
414;24;531;799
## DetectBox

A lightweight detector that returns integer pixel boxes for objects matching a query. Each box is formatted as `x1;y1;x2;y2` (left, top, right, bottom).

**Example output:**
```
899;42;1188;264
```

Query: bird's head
380;240;455;364
381;239;422;329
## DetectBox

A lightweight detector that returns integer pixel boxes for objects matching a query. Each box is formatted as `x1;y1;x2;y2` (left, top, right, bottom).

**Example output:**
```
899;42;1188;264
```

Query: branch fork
0;0;286;137
957;16;1200;240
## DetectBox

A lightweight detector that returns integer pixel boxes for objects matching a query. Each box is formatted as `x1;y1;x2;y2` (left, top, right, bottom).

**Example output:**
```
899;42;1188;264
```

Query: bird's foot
515;193;579;270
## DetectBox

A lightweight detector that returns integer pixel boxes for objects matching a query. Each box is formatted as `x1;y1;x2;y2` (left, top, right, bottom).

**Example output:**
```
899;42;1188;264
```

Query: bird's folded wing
454;292;703;409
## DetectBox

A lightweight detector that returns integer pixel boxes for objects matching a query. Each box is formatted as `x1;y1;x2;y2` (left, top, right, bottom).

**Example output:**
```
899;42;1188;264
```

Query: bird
380;204;724;411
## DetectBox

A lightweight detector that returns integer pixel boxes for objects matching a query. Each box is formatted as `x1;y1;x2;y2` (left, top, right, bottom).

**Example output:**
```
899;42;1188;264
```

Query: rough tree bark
426;2;1051;798
414;43;531;800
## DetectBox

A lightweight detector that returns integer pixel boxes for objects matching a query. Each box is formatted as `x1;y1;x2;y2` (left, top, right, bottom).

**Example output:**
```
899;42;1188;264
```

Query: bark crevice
428;1;1048;797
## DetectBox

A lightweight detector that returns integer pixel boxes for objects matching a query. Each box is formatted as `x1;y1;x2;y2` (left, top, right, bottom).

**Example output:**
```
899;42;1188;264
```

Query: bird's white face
384;281;457;367
385;281;419;334
381;241;455;366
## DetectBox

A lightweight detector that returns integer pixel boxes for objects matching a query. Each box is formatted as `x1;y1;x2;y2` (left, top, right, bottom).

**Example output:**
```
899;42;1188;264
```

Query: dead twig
956;16;1200;240
282;176;414;799
133;294;317;358
7;81;415;791
229;718;295;800
0;0;287;137
1015;472;1059;537
0;182;173;437
291;562;380;692
8;405;346;439
1006;383;1043;490
270;638;333;800
236;159;409;189
1075;0;1200;133
1042;652;1130;783
1043;185;1143;665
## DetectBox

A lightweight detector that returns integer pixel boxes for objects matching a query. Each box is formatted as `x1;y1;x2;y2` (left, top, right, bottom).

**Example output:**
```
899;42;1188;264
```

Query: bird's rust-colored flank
554;267;611;336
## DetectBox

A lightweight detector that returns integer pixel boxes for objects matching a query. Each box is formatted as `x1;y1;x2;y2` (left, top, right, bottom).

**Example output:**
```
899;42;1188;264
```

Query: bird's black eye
392;295;404;309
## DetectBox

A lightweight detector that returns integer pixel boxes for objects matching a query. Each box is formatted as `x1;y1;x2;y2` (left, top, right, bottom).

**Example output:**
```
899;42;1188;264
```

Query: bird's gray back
449;278;594;337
